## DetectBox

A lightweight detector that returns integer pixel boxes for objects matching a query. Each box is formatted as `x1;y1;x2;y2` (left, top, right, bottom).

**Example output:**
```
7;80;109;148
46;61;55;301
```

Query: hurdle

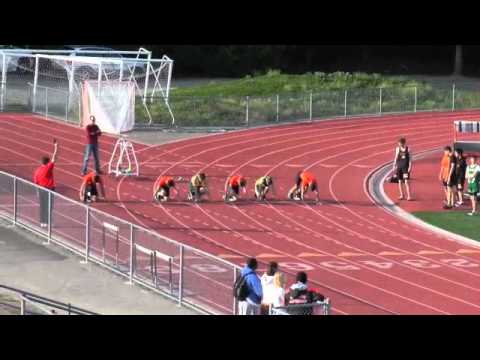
453;120;480;153
108;137;139;177
102;222;119;265
134;243;174;295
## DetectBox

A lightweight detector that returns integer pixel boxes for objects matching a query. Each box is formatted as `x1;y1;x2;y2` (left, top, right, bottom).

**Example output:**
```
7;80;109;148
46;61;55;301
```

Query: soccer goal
0;48;175;126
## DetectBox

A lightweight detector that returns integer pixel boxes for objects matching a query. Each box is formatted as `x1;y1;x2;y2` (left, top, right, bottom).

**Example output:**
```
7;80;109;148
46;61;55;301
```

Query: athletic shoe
443;205;452;210
467;212;476;216
40;223;47;228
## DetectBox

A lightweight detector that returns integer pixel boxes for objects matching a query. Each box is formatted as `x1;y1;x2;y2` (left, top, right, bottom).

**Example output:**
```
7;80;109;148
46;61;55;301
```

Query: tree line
19;45;479;78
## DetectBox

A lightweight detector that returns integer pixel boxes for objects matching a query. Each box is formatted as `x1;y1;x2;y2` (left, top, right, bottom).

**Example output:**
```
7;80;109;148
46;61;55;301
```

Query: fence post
178;245;184;306
82;206;90;263
379;87;383;115
452;83;456;111
13;177;17;226
233;267;238;315
276;94;279;122
0;53;6;112
129;223;134;284
45;87;48;119
245;96;250;127
20;296;26;315
32;56;39;112
309;91;313;121
414;86;417;113
344;90;348;117
46;190;52;244
65;92;69;122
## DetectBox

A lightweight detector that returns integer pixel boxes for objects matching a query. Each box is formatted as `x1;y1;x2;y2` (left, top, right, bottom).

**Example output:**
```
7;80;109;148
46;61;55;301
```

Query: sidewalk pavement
0;218;196;315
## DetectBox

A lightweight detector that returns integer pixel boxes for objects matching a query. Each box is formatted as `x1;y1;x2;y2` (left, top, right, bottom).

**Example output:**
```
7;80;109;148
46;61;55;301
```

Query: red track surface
3;111;480;314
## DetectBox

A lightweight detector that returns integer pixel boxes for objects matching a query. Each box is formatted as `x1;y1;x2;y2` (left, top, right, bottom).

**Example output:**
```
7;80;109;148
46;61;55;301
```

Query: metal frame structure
0;48;174;125
108;137;139;176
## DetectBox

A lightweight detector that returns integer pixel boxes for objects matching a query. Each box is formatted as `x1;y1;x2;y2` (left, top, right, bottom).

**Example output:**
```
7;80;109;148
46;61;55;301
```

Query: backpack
233;272;251;301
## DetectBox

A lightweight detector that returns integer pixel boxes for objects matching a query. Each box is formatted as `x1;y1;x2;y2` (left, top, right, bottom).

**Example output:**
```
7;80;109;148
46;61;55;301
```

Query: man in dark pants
81;115;102;175
33;140;58;228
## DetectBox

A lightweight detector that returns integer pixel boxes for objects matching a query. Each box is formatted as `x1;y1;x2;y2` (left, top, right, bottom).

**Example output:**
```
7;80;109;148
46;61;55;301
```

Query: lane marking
337;252;365;257
417;250;446;255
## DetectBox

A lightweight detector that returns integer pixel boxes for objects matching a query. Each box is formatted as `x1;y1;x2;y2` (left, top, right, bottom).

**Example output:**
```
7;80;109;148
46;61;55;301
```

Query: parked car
0;46;34;74
64;46;147;80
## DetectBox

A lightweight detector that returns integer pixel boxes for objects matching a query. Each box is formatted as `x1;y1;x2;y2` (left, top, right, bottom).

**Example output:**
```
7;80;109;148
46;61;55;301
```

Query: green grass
169;70;421;97
413;211;480;241
138;70;480;127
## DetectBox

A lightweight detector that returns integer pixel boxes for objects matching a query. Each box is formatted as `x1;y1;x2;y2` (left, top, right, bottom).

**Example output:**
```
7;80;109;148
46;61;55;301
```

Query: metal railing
0;171;332;315
0;284;97;315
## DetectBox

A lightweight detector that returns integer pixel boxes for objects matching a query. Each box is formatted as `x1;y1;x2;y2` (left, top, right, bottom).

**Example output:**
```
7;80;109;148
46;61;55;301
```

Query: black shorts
309;182;318;192
447;176;457;188
84;183;97;201
230;184;240;195
456;177;465;190
396;168;410;181
160;185;170;197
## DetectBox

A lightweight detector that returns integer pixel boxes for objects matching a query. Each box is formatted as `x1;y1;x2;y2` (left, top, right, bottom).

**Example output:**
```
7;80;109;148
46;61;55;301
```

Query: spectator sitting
238;257;263;315
285;271;324;315
260;261;278;314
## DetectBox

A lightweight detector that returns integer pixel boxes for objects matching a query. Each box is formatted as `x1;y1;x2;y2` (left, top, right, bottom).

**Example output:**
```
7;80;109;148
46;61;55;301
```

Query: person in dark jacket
285;271;324;315
238;257;263;315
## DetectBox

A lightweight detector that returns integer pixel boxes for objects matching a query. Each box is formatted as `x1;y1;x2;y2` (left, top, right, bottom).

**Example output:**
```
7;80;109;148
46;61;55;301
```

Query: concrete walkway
0;218;196;315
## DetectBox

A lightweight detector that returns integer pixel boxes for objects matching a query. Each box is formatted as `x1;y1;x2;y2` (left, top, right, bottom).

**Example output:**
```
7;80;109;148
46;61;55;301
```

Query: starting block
108;136;139;176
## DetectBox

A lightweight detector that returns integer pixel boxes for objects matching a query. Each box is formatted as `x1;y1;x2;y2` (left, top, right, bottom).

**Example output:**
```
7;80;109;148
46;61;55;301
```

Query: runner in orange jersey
288;170;320;203
224;175;247;202
153;175;177;202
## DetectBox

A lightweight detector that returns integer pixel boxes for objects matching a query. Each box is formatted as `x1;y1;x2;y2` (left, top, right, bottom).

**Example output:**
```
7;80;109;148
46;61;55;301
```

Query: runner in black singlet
393;138;412;201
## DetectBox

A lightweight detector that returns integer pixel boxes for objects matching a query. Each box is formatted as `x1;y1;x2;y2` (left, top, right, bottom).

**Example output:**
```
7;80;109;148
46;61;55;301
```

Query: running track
2;111;480;315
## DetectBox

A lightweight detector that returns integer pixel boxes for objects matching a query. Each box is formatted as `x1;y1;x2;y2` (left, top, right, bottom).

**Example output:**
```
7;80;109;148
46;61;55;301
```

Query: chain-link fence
137;83;480;129
4;75;480;130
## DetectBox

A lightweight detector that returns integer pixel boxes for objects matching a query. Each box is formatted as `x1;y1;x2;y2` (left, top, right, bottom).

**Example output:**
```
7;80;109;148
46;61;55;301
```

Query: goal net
1;49;175;126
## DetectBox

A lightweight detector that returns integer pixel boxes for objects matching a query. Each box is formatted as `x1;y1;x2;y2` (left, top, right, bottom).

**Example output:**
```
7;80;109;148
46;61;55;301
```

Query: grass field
414;211;480;242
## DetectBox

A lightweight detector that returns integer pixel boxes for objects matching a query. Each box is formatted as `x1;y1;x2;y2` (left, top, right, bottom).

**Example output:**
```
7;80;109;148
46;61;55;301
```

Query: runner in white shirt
465;156;480;216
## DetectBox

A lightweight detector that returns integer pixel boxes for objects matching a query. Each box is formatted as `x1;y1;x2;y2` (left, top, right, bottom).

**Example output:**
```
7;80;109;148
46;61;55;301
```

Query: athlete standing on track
254;175;274;201
288;170;320;203
439;146;453;209
224;175;247;202
153;175;177;202
444;147;458;210
188;173;208;202
393;138;412;201
81;115;102;175
465;156;480;216
453;148;467;207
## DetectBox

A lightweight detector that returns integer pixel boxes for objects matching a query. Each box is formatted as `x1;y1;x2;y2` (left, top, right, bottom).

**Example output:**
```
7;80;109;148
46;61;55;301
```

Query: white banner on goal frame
81;80;135;134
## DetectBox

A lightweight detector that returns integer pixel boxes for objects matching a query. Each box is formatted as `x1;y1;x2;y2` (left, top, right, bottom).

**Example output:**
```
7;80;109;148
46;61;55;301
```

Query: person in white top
260;262;278;314
271;272;286;309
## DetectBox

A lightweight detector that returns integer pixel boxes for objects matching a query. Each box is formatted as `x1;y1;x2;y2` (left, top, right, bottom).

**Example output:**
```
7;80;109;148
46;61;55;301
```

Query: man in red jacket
81;115;102;175
33;139;58;228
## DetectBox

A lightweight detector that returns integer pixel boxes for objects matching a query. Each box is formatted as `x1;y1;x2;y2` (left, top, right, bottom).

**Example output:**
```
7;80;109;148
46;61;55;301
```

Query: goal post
0;48;175;126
